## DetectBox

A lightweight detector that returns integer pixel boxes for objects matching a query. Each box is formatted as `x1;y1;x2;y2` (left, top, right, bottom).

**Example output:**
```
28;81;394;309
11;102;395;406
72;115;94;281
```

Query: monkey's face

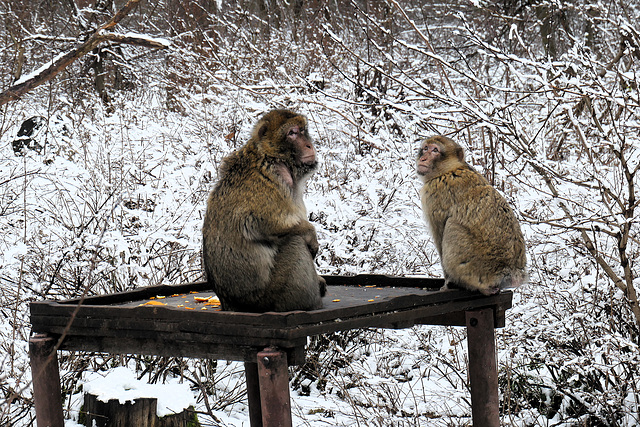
416;142;441;176
253;110;319;177
286;124;317;167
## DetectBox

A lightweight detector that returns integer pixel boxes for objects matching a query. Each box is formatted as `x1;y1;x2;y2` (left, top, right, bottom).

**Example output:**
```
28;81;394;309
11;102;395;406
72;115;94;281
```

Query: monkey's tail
499;269;529;291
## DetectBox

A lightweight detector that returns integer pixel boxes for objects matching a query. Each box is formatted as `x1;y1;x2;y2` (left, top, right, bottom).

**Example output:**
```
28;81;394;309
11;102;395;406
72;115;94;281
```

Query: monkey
202;109;326;312
416;135;527;295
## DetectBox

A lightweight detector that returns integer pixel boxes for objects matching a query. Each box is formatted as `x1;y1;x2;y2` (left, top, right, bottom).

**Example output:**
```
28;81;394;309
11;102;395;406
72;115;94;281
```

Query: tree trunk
81;393;199;427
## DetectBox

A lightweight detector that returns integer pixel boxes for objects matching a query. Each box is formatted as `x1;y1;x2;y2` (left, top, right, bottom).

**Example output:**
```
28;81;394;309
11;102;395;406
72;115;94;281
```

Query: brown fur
417;136;527;295
202;109;325;312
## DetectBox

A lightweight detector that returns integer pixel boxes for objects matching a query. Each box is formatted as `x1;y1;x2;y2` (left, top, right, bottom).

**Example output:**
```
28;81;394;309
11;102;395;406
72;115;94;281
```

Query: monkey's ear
257;122;269;140
455;145;465;162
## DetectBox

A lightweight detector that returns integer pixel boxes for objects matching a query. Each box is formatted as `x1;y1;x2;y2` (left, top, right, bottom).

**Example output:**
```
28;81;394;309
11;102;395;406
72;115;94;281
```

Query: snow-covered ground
1;2;639;425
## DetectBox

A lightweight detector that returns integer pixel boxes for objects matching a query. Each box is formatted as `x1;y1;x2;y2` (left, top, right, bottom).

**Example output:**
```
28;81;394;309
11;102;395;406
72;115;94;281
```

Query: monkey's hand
304;230;319;257
286;219;319;256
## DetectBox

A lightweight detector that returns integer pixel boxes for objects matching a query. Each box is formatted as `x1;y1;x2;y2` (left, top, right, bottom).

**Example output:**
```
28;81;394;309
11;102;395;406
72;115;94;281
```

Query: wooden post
29;334;64;427
466;309;500;427
256;348;292;427
244;361;263;427
82;393;199;426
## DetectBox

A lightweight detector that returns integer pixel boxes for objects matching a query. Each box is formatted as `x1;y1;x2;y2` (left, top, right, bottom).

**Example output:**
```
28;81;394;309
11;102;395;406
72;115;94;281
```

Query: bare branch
388;0;456;95
101;32;171;49
0;0;168;107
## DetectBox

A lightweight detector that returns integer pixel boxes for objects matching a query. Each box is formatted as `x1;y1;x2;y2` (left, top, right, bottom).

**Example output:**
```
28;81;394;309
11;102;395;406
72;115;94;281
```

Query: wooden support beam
257;348;292;427
245;361;263;427
466;309;500;427
29;334;64;427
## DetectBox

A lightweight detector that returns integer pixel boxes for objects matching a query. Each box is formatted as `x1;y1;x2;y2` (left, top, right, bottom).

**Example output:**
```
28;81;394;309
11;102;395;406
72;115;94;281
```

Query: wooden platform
29;274;513;427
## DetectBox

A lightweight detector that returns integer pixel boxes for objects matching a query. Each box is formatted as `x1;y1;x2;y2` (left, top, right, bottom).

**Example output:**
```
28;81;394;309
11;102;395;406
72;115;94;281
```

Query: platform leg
466;309;500;427
256;347;292;427
245;361;263;427
29;334;64;427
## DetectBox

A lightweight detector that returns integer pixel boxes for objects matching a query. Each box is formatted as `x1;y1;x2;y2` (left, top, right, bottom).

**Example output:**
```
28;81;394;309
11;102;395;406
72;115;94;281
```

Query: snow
13;50;68;85
121;32;171;48
2;2;640;426
81;367;195;417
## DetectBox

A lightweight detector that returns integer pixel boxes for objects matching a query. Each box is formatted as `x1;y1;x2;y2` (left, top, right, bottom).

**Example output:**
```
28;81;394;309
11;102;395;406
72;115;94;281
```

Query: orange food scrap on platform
332;299;341;302
139;300;167;306
194;296;221;307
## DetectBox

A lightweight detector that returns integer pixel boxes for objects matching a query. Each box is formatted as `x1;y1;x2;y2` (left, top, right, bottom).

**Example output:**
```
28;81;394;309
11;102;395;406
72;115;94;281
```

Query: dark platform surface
29;274;512;364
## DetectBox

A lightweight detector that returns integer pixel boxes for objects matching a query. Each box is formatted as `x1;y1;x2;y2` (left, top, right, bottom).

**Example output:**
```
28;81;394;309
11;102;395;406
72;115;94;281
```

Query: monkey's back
420;166;526;292
203;151;297;306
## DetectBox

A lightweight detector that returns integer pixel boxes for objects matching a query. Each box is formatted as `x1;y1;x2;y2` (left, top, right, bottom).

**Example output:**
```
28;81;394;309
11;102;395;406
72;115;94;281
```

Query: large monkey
202;109;326;312
417;136;527;295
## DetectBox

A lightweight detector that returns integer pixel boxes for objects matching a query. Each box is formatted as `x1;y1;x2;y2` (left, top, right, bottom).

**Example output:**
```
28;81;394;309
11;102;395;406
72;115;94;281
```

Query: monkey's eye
288;129;299;136
431;146;439;154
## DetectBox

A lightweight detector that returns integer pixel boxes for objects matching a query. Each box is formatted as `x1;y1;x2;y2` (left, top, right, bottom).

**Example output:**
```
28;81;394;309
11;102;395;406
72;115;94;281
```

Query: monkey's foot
318;276;327;297
441;280;464;292
478;285;500;296
442;280;500;295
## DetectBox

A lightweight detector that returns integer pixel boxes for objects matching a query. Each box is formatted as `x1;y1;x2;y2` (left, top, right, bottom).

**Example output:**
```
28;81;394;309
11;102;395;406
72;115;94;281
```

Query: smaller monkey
202;109;325;312
416;136;527;295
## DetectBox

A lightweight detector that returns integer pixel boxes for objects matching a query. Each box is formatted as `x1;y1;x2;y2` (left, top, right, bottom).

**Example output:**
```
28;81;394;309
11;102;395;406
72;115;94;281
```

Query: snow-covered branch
0;0;168;107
